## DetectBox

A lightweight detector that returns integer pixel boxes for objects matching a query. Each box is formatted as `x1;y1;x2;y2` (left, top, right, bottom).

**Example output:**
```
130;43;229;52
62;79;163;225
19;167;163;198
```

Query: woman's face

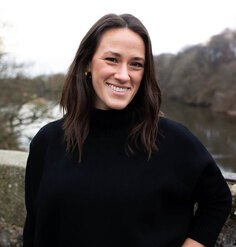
89;28;145;110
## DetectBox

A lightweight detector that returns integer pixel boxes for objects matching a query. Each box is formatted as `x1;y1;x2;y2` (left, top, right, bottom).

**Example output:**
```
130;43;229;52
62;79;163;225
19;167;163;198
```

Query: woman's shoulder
38;118;64;133
30;118;64;147
158;116;190;136
158;116;207;153
157;117;217;173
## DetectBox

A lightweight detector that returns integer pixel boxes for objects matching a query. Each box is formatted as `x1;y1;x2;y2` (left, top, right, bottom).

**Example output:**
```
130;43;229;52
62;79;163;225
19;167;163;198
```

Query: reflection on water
161;100;236;173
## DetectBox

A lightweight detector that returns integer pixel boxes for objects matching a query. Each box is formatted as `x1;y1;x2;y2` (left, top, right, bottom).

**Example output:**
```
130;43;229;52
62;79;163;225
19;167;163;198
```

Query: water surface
161;100;236;173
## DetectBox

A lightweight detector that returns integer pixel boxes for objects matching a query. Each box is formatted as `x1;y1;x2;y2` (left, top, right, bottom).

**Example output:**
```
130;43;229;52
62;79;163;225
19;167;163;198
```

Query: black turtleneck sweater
23;108;232;247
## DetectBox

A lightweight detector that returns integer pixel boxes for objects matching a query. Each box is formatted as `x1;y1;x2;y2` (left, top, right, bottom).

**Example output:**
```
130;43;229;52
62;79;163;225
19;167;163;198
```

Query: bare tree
0;26;52;150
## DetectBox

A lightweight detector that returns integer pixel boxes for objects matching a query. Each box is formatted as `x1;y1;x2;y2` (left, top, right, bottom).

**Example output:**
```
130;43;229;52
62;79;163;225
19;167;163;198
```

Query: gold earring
85;71;91;78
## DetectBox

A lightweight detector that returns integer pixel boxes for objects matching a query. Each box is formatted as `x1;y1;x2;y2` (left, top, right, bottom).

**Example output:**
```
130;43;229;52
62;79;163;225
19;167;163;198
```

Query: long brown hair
60;13;162;162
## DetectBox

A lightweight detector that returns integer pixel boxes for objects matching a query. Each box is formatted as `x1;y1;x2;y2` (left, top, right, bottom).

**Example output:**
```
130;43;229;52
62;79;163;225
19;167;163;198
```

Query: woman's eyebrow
103;51;145;61
103;51;120;57
132;57;145;62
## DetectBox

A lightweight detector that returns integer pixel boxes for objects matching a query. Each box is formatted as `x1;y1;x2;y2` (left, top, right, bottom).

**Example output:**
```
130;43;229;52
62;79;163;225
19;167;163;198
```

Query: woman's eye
105;57;117;63
131;62;144;68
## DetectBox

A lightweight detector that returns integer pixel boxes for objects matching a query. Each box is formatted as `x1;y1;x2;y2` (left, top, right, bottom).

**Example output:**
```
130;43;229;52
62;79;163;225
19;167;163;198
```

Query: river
161;100;236;173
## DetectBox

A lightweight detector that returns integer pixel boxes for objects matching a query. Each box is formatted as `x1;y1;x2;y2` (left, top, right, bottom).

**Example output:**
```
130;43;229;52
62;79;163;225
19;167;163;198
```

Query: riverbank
0;149;235;246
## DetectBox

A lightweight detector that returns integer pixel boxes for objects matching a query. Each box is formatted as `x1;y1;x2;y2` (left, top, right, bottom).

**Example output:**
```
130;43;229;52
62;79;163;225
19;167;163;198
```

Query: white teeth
109;84;129;92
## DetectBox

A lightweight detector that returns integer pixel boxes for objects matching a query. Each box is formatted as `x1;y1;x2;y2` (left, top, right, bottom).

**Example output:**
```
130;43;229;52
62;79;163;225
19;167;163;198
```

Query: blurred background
0;0;236;173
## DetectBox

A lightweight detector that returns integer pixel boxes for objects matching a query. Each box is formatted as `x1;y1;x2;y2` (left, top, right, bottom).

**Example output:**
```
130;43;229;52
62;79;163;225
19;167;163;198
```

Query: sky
0;0;235;75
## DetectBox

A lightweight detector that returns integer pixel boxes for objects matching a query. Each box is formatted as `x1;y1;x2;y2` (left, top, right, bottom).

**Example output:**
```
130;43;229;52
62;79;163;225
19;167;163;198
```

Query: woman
23;14;232;247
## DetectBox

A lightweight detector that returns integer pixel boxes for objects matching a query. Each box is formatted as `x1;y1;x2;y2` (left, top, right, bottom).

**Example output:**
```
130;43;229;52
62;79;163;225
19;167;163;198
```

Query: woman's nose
114;64;130;82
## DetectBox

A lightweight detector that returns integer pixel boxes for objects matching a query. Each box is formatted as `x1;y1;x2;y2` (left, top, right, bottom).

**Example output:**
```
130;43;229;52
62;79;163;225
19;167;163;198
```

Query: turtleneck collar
89;107;133;136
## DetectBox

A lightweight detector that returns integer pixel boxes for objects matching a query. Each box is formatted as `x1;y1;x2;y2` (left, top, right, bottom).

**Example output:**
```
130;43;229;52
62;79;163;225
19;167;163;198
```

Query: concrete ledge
223;172;236;183
0;149;28;168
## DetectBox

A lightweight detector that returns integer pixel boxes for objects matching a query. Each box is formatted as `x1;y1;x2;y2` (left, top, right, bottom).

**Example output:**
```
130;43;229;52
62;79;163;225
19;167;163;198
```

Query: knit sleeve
23;127;49;247
187;153;232;247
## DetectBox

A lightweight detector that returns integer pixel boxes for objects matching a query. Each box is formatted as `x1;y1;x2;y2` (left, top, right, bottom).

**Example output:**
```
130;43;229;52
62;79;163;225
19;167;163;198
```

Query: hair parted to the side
60;13;162;162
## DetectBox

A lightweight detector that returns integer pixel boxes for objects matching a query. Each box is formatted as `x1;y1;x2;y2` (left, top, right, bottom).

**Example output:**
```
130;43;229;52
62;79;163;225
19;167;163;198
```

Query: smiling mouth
106;83;130;93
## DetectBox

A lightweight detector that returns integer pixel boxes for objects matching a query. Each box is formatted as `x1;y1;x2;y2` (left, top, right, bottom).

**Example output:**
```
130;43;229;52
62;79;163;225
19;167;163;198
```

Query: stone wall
0;150;27;246
0;149;235;246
